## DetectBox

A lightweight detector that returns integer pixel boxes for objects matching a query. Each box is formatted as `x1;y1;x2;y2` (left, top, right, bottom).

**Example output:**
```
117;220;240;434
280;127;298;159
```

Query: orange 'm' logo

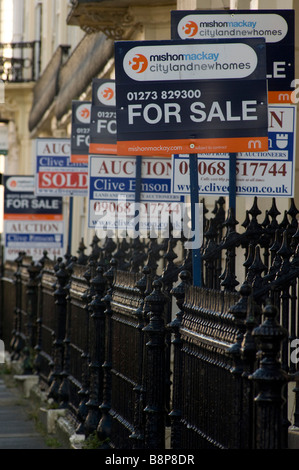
129;54;148;74
102;87;114;101
80;107;90;119
183;21;198;37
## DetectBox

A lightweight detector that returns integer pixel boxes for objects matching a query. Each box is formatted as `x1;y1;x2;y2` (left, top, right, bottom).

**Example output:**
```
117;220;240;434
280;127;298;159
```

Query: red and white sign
35;138;88;197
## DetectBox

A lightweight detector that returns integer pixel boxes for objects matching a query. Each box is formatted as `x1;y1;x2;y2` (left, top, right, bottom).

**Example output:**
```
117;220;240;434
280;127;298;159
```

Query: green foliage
45;437;62;449
82;431;110;450
0;363;12;375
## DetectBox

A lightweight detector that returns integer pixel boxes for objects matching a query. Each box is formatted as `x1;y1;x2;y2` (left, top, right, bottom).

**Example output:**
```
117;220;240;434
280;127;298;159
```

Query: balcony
67;0;175;39
0;41;41;83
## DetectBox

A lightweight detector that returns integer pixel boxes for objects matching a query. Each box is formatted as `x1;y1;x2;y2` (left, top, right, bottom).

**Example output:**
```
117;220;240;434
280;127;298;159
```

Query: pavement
0;375;54;449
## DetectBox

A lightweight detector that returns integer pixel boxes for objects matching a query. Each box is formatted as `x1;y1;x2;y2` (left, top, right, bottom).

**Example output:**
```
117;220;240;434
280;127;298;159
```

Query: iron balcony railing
0;41;41;83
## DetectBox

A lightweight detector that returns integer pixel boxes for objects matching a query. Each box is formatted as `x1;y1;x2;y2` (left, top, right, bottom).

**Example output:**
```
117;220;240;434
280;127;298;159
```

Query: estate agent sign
114;38;268;156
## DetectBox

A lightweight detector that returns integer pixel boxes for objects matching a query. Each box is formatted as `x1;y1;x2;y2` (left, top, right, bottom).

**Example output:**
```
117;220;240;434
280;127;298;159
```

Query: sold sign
35;138;88;197
38;172;88;189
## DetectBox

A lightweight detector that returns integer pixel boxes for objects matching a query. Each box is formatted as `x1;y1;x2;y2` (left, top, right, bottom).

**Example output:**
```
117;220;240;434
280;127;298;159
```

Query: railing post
143;279;168;449
57;260;74;408
227;281;252;448
130;236;147;273
220;208;240;292
84;265;107;437
75;259;96;434
290;224;299;428
97;258;117;447
128;263;151;449
202;218;220;289
47;262;69;402
22;261;41;374
33;256;49;376
160;238;178;422
250;300;288;449
77;238;88;265
10;251;26;360
168;270;191;449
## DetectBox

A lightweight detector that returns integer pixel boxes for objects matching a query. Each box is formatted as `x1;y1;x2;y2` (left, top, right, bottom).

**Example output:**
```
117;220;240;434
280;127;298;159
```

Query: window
0;0;13;43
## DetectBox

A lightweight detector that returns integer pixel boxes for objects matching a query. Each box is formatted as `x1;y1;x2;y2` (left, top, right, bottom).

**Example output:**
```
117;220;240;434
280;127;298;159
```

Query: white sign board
172;105;296;197
88;154;182;230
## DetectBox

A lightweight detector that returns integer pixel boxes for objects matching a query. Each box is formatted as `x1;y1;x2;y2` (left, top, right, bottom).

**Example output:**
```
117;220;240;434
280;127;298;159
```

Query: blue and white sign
172;105;296;197
4;175;65;261
88;154;181;228
5;232;64;253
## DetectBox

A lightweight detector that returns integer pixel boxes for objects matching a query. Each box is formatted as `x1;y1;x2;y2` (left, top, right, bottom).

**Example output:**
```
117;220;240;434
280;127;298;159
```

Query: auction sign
3;175;64;260
171;9;294;104
114;38;268;156
88;154;181;229
70;100;91;164
172;104;296;197
89;78;117;155
35;138;88;197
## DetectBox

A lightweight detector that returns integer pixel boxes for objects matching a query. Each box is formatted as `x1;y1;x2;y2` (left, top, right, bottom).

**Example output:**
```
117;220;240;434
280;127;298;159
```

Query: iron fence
0;196;298;449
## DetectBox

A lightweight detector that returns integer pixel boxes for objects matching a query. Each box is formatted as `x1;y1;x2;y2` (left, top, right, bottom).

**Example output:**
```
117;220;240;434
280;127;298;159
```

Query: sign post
189;153;201;285
67;196;73;257
229;153;237;214
134;155;142;235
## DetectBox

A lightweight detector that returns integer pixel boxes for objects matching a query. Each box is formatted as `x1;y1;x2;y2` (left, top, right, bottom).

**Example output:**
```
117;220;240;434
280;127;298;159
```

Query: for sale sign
171;9;294;104
89;79;117;155
35;138;88;197
172;104;296;197
114;38;268;156
70;100;91;164
4;175;64;261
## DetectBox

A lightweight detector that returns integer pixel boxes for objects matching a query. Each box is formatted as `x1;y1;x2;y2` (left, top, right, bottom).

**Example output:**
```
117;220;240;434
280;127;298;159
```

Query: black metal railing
0;41;41;82
1;196;298;449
